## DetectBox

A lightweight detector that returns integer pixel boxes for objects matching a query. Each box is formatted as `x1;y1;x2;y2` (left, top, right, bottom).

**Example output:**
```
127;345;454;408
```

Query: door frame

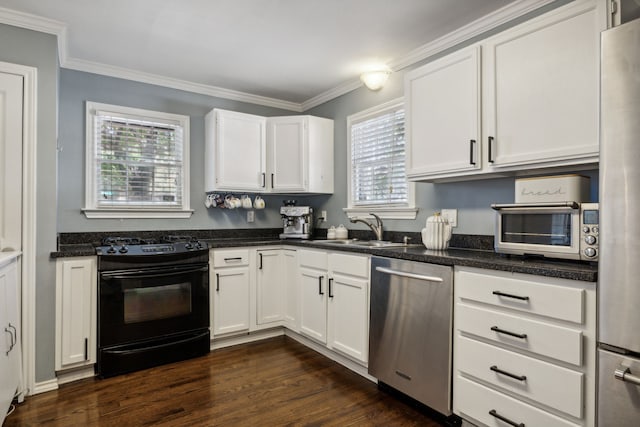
0;61;37;397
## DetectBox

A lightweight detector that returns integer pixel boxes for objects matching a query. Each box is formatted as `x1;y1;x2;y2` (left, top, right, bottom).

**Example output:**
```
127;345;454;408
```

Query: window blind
351;107;407;206
94;112;184;207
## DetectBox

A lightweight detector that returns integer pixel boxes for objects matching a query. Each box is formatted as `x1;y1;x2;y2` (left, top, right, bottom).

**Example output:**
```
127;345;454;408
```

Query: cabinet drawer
456;268;585;323
213;249;249;268
329;253;369;278
456;336;583;418
457;303;583;365
298;249;328;270
455;376;580;427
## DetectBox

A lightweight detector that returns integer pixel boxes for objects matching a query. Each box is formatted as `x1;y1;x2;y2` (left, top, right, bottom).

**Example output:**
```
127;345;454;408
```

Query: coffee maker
279;200;314;240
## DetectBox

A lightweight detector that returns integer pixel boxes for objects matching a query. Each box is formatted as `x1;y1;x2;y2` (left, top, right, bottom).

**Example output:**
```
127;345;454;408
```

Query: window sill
82;208;194;219
343;207;418;220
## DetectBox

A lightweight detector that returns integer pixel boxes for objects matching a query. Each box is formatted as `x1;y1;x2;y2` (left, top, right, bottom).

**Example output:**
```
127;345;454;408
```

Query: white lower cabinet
298;249;370;365
453;266;596;427
1;255;21;425
55;257;97;371
256;249;284;326
211;249;250;336
282;249;299;332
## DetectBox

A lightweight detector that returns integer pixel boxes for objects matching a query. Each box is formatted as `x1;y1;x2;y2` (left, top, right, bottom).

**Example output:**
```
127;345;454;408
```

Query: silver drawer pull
375;266;443;283
490;365;527;382
491;326;528;340
492;290;529;301
489;409;525;427
615;366;640;386
223;257;243;262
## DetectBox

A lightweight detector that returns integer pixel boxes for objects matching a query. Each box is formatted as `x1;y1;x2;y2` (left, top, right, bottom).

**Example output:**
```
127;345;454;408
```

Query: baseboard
56;365;96;386
31;378;58;395
211;328;285;350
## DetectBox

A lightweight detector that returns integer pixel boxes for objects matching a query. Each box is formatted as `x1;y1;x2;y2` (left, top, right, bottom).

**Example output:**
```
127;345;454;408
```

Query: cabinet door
483;0;604;168
327;273;369;363
206;109;266;192
282;249;299;331
212;267;250;336
406;46;481;180
267;117;306;192
55;257;96;370
0;258;19;421
256;250;284;326
298;266;327;344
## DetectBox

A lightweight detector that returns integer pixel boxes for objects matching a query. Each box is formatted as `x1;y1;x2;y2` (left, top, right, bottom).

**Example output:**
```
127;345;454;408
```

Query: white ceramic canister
335;224;348;240
421;212;453;250
327;226;336;240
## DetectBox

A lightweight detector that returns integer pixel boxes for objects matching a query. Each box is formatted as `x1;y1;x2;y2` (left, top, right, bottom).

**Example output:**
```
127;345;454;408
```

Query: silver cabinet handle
615;366;640;386
375;266;443;283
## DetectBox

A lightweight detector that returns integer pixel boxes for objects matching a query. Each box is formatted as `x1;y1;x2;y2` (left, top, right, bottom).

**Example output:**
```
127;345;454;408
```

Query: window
345;98;416;219
84;102;192;218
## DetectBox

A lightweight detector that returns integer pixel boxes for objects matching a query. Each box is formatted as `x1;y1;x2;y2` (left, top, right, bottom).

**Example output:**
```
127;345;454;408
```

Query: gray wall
58;69;316;233
0;23;59;382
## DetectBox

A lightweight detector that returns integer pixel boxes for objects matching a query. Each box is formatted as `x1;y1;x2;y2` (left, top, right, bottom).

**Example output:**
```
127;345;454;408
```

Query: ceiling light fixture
360;70;391;91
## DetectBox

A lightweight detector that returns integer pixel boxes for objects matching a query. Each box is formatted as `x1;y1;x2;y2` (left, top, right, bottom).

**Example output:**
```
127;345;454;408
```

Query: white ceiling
0;0;551;110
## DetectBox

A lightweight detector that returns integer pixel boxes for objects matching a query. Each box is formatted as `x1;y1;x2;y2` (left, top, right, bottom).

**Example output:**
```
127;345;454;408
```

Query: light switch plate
321;210;327;222
247;210;255;223
441;209;458;227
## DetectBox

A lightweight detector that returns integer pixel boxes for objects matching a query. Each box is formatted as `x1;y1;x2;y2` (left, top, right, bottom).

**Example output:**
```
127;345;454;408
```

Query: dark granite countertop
51;235;597;282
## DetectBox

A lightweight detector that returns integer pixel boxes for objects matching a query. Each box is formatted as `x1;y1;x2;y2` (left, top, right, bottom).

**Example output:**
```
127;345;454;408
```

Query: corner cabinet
1;255;21;425
205;109;334;194
453;266;596;427
55;257;97;371
298;249;370;365
406;0;606;182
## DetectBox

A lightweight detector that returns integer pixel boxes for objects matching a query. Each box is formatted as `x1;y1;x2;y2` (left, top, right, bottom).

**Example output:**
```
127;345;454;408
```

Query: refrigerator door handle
614;366;640;386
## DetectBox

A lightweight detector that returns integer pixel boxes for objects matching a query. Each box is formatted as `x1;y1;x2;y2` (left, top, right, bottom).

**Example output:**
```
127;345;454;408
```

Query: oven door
492;202;581;259
99;263;209;348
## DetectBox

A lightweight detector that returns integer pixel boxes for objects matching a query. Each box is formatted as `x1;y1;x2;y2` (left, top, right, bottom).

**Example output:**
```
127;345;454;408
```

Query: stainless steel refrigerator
598;16;640;425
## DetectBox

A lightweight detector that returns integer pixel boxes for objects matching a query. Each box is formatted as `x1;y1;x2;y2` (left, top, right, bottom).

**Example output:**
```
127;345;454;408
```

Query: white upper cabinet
405;0;606;182
267;115;334;194
206;109;333;194
205;109;266;192
406;46;481;179
483;0;604;170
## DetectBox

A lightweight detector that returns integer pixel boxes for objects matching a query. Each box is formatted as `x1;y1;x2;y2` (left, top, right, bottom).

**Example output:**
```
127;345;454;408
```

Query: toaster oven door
492;203;581;259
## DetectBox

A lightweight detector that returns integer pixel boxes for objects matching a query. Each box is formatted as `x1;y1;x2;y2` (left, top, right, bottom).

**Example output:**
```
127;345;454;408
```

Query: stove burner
160;235;197;243
101;236;158;246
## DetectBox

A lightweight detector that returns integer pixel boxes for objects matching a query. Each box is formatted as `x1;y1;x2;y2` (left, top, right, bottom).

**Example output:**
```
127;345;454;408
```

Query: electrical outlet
441;209;458;227
321;210;327;222
247;210;255;223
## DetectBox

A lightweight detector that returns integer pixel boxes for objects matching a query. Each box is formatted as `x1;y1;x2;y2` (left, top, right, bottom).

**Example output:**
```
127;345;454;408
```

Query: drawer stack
453;267;596;427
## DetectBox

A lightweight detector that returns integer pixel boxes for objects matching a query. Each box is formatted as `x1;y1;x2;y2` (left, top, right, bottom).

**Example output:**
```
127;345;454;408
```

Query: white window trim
345;98;417;220
83;102;192;219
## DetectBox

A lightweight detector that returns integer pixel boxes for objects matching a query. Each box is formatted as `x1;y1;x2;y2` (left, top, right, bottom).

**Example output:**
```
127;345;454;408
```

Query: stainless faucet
350;213;384;241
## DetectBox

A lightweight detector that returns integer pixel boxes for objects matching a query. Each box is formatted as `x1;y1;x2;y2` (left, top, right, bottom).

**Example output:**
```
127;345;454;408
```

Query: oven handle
491;202;579;210
100;265;208;280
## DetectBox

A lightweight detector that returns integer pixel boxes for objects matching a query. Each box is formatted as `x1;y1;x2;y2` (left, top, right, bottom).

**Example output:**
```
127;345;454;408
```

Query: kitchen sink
309;239;411;248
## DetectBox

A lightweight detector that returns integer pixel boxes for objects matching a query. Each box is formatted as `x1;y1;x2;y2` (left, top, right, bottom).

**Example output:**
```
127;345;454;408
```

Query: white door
405;46;481;179
0;71;23;252
212;109;266;191
256;250;284;326
267;117;306;192
327;272;369;363
298;266;327;344
212;267;250;335
483;1;603;168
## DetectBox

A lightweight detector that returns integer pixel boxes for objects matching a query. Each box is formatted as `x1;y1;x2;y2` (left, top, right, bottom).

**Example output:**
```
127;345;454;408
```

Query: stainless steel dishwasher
369;256;453;416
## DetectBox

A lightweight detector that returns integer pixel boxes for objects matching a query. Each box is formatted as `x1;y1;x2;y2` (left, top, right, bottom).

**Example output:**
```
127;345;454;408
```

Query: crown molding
63;57;303;112
389;0;558;72
0;0;559;113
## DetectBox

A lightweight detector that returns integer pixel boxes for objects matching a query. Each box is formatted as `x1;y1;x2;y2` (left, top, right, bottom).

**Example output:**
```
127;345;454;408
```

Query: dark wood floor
5;336;446;426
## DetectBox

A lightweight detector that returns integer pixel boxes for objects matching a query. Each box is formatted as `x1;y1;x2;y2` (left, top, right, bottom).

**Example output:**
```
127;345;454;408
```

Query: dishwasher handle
375;266;444;283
